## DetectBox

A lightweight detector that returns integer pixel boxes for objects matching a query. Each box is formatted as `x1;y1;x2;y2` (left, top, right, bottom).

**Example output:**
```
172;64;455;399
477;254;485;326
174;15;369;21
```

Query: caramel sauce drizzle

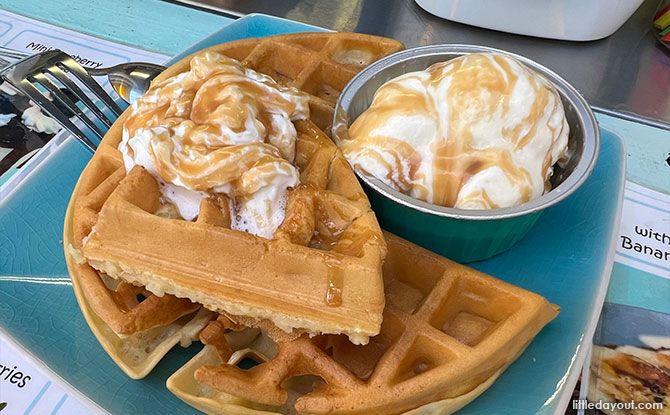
121;52;309;198
324;256;344;307
344;53;567;209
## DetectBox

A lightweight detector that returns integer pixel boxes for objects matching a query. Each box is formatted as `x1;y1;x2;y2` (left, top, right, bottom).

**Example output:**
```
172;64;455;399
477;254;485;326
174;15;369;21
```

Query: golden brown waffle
79;117;386;344
166;233;559;414
68;144;200;334
64;32;402;378
64;143;214;379
156;32;403;133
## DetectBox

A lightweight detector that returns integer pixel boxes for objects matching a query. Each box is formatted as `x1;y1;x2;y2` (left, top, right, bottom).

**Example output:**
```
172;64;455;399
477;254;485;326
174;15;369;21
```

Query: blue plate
0;14;625;415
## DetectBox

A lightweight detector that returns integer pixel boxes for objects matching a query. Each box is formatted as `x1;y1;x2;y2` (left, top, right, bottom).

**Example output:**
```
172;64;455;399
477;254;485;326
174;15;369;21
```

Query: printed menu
0;332;101;414
584;183;670;414
580;117;670;414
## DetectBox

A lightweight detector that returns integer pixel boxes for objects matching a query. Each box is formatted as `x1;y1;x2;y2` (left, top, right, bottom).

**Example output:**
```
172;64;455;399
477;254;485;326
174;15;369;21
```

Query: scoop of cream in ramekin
341;52;569;210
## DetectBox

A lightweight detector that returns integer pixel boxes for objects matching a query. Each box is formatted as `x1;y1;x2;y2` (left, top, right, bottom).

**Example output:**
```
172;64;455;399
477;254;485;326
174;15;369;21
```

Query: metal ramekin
333;44;600;262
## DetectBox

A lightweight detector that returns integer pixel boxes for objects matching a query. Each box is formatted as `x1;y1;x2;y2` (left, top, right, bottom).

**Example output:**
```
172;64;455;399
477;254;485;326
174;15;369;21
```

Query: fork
0;46;165;104
1;49;124;153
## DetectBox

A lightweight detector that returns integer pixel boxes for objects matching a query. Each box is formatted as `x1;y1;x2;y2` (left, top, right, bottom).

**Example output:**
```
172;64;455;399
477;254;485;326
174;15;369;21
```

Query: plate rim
549;127;626;414
0;12;629;415
167;14;629;414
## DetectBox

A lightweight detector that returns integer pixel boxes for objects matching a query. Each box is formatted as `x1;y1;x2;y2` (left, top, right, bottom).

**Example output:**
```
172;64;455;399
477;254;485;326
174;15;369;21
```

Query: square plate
0;14;625;415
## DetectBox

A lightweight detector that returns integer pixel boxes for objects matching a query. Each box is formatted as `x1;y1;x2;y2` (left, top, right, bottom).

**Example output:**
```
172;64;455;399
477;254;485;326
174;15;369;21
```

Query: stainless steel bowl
333;44;600;261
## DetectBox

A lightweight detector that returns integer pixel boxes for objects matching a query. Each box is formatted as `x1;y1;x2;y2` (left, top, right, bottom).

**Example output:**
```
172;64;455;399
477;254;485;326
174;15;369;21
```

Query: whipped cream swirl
120;51;309;238
342;52;569;210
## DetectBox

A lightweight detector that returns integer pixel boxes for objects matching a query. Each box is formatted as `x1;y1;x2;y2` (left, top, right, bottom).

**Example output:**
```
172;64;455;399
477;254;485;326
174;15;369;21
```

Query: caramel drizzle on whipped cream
343;52;569;210
120;51;310;237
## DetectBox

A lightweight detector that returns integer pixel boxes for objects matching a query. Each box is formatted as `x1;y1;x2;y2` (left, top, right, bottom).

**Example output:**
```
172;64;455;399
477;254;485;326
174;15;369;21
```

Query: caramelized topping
120;51;310;236
341;52;569;210
325;257;344;307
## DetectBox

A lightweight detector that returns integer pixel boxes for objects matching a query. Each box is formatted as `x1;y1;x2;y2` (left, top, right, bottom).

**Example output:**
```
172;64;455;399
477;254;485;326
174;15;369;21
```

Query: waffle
63;142;213;379
166;232;559;414
66;33;403;348
80;120;386;344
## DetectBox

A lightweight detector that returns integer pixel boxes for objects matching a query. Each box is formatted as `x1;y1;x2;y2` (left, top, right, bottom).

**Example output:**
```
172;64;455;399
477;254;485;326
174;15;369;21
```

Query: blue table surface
0;0;234;56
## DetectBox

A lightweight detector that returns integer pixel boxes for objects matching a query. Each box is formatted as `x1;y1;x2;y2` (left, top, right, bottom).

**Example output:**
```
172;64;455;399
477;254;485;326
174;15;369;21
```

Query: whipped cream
342;52;569;209
120;51;309;238
0;113;16;127
22;104;62;135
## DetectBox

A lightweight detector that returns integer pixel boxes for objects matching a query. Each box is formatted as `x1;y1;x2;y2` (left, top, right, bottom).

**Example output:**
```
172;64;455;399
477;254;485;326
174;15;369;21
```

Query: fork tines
1;49;123;153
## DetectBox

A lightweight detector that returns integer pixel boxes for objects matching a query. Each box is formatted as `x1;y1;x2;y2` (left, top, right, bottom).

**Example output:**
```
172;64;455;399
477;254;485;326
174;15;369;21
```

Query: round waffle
166;233;559;414
63;32;558;414
64;32;403;379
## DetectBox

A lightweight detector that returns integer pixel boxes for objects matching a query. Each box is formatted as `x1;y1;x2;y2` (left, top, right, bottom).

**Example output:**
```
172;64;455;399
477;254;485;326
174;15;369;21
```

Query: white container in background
415;0;645;41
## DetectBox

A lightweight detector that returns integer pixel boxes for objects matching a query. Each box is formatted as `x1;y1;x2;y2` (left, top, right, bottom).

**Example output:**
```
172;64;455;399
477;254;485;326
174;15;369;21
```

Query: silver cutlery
0;48;165;152
89;61;164;104
0;46;164;105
